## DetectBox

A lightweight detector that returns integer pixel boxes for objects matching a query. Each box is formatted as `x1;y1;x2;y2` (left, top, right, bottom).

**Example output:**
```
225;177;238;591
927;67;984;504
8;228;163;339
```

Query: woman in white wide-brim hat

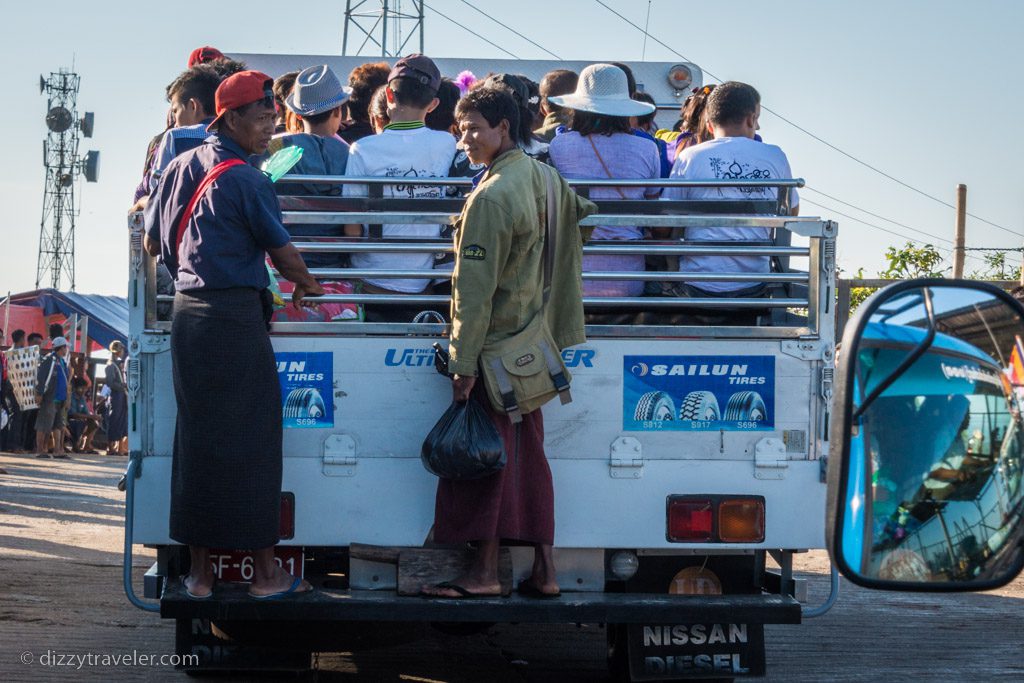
547;64;663;310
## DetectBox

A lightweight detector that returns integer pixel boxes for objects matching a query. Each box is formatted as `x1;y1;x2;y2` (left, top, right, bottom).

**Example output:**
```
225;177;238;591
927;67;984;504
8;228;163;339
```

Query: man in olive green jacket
424;87;595;601
447;143;596;378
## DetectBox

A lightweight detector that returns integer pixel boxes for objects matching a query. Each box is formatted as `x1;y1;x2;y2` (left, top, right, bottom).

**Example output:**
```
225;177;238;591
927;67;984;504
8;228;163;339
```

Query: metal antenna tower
343;0;425;58
37;69;99;291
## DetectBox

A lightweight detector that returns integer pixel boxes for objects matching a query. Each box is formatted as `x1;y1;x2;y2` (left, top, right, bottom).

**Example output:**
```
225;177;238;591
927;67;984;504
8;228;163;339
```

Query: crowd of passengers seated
134;49;799;326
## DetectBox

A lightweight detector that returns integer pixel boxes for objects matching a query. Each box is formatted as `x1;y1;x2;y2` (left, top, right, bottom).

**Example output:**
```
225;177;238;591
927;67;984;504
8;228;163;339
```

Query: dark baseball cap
388;54;441;93
207;70;274;132
485;73;529;107
188;46;224;68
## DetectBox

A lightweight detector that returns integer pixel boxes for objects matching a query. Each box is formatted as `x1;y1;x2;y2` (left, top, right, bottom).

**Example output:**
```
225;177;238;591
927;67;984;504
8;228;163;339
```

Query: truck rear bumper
161;582;801;625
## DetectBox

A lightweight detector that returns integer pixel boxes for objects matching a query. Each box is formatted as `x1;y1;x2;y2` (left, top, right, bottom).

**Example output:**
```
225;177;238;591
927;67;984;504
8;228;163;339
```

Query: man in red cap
187;46;224;68
144;71;323;600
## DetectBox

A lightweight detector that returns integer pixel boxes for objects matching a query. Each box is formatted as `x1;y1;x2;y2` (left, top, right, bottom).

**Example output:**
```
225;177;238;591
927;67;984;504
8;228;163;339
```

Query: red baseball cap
188;46;224;68
207;71;274;132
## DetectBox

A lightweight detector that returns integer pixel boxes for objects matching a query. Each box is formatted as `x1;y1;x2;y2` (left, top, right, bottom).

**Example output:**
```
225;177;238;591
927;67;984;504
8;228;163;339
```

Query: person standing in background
534;69;578;142
547;64;661;305
665;81;799;326
104;340;129;456
342;54;456;322
34;337;70;459
340;62;391;144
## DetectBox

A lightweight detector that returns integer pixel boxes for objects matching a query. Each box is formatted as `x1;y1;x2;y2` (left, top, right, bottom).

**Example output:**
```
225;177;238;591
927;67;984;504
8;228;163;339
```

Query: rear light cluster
667;495;764;543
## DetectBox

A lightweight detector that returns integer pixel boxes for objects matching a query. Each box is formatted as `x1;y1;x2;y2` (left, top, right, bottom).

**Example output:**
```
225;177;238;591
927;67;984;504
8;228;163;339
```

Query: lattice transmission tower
37;69;99;291
343;0;425;57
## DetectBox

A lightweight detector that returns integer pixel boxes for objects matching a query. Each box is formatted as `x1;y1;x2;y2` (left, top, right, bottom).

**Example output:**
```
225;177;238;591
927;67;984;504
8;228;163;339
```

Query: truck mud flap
161;580;801;625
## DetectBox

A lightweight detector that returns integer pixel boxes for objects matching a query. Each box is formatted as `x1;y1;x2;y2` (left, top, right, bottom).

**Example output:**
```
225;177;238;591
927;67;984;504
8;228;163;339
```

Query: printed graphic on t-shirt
708;158;773;195
385;167;444;198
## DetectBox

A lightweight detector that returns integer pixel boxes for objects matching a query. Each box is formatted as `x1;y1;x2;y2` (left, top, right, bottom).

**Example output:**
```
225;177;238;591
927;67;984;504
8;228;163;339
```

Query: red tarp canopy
2;304;46;341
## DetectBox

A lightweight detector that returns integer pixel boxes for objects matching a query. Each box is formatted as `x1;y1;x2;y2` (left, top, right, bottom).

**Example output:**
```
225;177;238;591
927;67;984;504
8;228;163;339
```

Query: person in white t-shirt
343;54;457;321
665;81;799;324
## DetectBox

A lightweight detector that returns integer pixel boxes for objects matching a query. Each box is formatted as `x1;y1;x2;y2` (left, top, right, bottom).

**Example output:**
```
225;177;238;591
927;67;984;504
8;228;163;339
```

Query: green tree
967;250;1022;281
847;243;946;312
846;244;1023;315
879;243;946;279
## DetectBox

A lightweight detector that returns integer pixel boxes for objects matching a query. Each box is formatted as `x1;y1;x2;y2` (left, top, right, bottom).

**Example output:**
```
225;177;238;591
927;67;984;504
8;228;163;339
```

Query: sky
1;0;1022;297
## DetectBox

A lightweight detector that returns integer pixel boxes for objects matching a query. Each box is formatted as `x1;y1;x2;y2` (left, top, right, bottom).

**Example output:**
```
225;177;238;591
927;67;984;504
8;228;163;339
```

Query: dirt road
2;451;1023;682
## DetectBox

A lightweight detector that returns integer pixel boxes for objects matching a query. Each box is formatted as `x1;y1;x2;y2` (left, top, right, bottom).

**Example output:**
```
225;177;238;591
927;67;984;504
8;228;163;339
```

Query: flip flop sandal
420;581;501;599
181;575;213;601
249;575;312;600
34;453;52;459
516;579;561;599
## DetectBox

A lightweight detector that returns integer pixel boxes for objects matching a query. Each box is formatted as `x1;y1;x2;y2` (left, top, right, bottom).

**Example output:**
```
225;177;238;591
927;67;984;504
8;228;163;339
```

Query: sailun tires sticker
276;352;333;429
624;355;775;431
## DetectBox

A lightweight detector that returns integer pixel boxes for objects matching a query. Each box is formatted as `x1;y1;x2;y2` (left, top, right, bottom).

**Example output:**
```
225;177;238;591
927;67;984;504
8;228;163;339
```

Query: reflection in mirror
841;285;1024;585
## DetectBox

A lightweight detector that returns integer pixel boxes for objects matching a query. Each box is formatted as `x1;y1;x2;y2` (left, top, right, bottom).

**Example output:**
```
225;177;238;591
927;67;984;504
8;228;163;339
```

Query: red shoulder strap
174;159;247;258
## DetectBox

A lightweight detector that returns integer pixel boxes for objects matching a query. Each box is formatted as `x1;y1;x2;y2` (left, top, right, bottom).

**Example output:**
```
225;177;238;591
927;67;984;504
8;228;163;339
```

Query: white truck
122;56;839;681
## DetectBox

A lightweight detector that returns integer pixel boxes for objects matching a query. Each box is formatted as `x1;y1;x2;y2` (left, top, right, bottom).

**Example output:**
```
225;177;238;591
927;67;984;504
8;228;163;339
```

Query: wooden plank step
349;543;401;565
397;548;513;596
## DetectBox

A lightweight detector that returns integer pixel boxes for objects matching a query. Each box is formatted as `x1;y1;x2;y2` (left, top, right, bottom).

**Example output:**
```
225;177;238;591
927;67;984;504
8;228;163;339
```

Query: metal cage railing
131;176;837;341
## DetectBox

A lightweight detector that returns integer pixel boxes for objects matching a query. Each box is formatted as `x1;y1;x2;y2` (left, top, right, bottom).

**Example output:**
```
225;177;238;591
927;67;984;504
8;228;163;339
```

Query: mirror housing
827;279;1024;591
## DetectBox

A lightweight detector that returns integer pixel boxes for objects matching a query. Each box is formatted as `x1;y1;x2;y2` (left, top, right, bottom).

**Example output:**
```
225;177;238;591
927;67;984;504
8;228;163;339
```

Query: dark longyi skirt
432;382;555;545
169;288;283;549
107;390;128;441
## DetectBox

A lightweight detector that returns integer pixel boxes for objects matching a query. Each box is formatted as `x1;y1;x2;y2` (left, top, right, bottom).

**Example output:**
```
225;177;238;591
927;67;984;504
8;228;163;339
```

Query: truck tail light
666;495;766;543
279;492;295;540
718;498;765;542
667;499;713;542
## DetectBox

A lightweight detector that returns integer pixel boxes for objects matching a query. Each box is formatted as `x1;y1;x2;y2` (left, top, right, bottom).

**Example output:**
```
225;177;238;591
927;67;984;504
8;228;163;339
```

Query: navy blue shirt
632;129;672;178
144;134;291;292
53;356;68;402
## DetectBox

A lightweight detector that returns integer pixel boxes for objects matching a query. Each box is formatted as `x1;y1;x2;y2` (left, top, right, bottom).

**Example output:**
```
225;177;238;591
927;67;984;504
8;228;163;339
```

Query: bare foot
248;564;312;597
183;573;214;598
420;574;502;598
520;576;560;596
528;557;561;593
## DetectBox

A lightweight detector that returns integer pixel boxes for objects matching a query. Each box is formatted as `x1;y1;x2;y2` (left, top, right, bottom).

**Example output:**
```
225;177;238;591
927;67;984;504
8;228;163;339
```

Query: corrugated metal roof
9;289;127;349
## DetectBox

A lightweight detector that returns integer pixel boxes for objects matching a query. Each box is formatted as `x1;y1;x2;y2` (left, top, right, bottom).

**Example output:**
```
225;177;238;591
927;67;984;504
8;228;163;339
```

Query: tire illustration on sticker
276;352;334;429
623;355;774;432
634;391;676;421
283;388;326;420
679;390;721;421
724;391;767;423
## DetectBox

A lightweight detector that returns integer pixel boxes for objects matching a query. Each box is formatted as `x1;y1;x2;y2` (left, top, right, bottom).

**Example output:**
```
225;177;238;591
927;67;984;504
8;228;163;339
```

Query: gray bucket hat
285;65;351;117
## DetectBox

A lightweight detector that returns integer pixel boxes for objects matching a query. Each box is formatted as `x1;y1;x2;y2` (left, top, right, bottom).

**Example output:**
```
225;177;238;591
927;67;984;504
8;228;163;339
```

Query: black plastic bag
421;399;506;480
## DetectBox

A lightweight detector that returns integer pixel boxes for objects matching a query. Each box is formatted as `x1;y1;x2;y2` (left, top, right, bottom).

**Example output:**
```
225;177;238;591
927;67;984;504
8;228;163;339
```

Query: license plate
627;623;765;680
208;547;304;583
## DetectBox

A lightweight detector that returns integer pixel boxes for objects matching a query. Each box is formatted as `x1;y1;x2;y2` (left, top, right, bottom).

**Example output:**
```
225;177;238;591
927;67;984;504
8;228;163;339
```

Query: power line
802;186;953;245
422;1;521;59
802;198;985;266
802;198;940;245
594;0;722;81
593;0;1023;239
456;0;562;60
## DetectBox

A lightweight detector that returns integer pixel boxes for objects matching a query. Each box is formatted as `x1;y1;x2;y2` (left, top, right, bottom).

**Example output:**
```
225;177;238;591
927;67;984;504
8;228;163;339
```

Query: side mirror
827;279;1024;590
